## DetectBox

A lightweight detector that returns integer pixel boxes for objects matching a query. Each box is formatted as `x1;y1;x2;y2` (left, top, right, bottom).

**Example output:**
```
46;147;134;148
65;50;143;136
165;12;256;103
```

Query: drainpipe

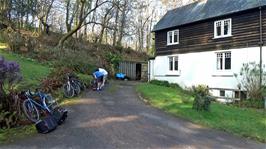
259;7;265;108
259;7;263;91
148;60;150;82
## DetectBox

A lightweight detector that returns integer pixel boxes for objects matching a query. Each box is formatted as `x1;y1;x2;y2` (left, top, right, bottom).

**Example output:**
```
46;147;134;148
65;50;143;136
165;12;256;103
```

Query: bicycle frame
26;93;51;113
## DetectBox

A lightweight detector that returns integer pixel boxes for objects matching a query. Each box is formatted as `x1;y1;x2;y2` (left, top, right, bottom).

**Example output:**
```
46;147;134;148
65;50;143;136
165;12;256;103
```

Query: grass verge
0;125;36;144
136;83;266;143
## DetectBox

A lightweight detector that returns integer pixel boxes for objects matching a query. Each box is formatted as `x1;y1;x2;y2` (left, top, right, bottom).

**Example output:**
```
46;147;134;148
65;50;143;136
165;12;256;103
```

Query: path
2;81;265;149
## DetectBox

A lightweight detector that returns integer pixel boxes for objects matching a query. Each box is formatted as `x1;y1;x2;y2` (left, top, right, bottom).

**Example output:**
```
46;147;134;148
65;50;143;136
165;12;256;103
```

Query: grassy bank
0;49;51;89
136;83;266;142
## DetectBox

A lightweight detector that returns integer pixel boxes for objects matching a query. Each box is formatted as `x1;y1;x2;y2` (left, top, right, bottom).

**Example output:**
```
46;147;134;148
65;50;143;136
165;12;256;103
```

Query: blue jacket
93;71;104;78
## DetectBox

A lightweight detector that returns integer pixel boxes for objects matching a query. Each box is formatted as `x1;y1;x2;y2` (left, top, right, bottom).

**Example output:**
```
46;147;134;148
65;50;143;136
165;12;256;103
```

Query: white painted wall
150;46;266;98
148;60;155;81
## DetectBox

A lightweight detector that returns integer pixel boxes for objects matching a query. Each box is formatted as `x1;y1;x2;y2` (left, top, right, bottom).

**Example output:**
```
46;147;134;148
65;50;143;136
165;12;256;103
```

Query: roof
153;0;266;32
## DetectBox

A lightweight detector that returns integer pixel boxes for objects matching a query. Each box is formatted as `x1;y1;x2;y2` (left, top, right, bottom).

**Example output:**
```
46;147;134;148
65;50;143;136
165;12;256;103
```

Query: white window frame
168;56;179;73
216;51;231;71
167;30;179;45
214;18;232;39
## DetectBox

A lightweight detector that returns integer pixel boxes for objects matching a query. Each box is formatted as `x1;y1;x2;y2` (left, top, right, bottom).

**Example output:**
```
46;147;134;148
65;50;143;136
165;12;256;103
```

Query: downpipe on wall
259;7;265;108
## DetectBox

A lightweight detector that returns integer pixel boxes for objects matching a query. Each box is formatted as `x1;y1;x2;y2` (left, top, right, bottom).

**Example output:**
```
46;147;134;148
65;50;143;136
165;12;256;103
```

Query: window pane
169;57;173;71
217;26;221;36
167;32;171;44
224;25;229;35
174;31;178;43
225;52;231;69
170;34;173;43
224;20;231;36
174;56;178;70
217;53;223;70
216;21;222;36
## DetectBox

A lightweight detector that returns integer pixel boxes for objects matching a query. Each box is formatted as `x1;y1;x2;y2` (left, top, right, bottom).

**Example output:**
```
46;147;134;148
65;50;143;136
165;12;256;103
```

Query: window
214;19;232;38
216;52;231;70
167;30;179;45
220;90;225;97
169;56;178;71
235;91;247;99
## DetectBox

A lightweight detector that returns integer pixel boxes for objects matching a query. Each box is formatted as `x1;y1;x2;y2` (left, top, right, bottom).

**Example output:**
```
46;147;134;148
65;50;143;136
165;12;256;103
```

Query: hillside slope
0;45;50;89
1;30;149;75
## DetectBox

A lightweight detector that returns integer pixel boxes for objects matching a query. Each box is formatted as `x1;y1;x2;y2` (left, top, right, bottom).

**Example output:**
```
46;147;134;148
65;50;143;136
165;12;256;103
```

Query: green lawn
136;83;266;142
0;49;51;89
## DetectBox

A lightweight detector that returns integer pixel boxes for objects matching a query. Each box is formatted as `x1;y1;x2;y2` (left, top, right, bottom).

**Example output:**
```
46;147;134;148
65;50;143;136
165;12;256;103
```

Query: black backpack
35;116;57;134
52;107;68;125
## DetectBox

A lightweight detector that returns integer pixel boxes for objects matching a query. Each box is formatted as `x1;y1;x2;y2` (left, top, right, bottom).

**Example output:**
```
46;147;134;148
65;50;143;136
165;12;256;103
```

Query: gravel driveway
1;81;265;149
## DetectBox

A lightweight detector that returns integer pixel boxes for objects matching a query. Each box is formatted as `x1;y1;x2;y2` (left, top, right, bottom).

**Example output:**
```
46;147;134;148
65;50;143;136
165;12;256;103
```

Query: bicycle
62;74;81;98
22;90;59;123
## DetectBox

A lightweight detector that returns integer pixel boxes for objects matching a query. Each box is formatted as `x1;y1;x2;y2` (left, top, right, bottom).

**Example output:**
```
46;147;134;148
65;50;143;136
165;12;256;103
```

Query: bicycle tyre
75;80;86;91
63;83;75;98
22;99;40;123
71;81;81;95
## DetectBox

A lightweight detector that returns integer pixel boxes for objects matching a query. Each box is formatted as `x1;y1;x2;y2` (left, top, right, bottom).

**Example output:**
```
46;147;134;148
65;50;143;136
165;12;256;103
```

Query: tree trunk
58;23;81;48
65;0;71;32
99;27;105;43
117;3;127;46
112;6;119;46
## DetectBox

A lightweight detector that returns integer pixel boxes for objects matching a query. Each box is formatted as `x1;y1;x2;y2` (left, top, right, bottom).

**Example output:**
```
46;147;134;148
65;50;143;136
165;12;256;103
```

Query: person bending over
93;70;104;91
98;68;108;89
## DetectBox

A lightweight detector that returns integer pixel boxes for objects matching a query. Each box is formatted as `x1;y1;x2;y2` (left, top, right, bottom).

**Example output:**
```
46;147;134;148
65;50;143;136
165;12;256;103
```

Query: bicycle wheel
71;81;81;95
75;80;86;91
22;99;40;123
63;83;75;98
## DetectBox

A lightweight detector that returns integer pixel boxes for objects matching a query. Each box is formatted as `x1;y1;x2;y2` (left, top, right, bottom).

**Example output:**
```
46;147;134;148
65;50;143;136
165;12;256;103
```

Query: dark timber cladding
153;0;266;56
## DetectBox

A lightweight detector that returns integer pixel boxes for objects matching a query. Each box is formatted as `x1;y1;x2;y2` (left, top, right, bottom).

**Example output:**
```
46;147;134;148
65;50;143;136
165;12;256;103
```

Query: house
149;0;266;100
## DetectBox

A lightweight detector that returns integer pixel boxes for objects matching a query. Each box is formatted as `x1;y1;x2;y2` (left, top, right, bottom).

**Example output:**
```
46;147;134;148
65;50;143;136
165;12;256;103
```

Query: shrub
0;56;22;100
0;110;18;129
24;36;38;52
0;57;23;128
2;29;24;52
150;80;170;87
234;62;266;108
169;83;181;89
77;74;93;87
105;52;122;74
192;95;212;111
40;68;73;93
191;84;210;97
53;48;96;74
192;85;212;111
150;80;183;89
0;31;5;42
239;99;264;109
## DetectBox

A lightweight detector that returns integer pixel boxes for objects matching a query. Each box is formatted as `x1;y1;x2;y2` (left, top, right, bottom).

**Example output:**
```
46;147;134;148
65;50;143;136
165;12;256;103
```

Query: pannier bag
53;107;68;125
35;116;57;134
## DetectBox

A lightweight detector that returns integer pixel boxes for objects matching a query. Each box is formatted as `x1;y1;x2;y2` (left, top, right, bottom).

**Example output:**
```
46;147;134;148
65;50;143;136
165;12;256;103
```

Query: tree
36;0;55;34
116;0;129;46
98;5;115;43
0;0;13;28
57;0;111;48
